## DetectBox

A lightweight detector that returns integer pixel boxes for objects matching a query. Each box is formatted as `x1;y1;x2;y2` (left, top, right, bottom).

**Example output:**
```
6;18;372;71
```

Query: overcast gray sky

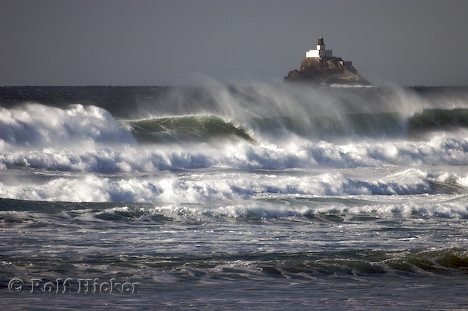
1;0;467;86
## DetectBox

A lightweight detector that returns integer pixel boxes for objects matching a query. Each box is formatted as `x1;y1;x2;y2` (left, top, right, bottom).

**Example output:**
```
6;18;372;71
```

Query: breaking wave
0;104;134;147
130;115;254;143
1;84;468;204
1;169;468;205
2;103;468;152
2;133;468;172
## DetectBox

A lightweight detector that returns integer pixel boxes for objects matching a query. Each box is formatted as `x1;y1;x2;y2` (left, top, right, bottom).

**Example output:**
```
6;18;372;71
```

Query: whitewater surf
1;83;468;309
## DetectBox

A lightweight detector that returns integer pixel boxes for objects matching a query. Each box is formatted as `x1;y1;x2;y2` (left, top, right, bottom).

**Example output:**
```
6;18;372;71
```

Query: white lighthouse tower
306;37;333;59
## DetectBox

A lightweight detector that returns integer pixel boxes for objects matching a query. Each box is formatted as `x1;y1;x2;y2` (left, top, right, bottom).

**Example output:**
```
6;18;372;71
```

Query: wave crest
130;115;254;143
0;104;134;148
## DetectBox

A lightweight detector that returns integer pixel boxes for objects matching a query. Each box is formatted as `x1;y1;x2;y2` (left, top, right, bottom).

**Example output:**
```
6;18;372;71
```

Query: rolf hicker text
8;277;140;295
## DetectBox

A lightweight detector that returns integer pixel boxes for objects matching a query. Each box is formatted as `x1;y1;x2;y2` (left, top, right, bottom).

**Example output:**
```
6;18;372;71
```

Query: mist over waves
2;82;468;204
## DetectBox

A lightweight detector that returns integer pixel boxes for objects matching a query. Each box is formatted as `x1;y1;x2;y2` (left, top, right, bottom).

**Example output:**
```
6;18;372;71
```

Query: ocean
1;83;468;309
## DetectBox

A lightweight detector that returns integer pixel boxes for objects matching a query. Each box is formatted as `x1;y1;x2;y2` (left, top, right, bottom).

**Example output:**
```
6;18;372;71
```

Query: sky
1;0;467;86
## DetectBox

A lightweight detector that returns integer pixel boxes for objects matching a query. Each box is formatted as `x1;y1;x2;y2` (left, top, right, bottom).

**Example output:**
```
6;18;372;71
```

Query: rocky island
285;37;370;85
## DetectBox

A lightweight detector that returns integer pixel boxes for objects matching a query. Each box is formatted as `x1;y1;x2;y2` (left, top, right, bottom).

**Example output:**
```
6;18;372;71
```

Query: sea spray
2;84;468;308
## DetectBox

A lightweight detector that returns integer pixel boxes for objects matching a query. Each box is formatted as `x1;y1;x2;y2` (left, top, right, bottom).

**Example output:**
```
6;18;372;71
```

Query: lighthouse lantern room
306;37;333;59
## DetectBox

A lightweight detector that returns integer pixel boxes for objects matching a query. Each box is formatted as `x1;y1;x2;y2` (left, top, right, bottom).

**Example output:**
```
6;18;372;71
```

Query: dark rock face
285;57;370;85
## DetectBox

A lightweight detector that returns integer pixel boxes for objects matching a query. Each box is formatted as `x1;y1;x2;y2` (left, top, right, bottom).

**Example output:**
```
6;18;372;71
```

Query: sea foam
0;169;466;204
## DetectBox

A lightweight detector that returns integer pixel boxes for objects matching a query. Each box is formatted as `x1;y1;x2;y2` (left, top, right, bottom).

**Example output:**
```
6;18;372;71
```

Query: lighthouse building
305;37;333;59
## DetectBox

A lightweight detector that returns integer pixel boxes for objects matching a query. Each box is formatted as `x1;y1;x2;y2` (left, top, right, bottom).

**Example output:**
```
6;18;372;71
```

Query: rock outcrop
285;57;370;85
285;37;370;85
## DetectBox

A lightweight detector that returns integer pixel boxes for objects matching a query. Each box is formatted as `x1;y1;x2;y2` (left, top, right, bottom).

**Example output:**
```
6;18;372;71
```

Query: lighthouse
305;37;333;59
